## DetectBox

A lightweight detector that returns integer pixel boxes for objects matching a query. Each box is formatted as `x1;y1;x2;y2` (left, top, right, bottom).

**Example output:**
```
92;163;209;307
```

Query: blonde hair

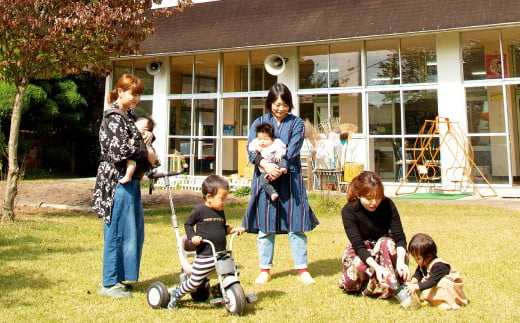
106;74;145;104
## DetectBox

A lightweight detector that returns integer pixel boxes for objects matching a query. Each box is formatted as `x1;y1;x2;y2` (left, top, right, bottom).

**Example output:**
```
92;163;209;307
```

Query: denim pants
102;179;144;287
257;231;308;270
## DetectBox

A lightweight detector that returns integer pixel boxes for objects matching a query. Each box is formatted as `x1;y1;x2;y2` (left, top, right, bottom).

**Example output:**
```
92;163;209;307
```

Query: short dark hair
265;83;293;113
255;123;274;140
408;233;438;261
201;175;229;199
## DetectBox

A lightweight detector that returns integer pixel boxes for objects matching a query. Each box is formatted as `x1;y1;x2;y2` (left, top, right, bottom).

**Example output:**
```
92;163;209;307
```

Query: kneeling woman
338;171;409;298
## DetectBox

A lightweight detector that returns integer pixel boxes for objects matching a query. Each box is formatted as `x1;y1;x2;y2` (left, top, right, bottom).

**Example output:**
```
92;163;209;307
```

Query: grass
1;193;519;322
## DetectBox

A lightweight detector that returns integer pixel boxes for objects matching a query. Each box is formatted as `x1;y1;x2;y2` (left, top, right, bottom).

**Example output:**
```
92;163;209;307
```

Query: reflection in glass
194;53;218;93
251;49;278;91
501;27;520;78
223;51;248;92
368;91;401;135
401;36;437;83
330;42;361;87
193;138;217;176
470;136;507;184
169;99;192;136
171;56;194;94
298;95;337;126
403;90;438;134
335;93;362;133
223;98;242;136
371;138;416;182
299;45;329;89
466;86;505;134
462;30;501;80
366;39;400;86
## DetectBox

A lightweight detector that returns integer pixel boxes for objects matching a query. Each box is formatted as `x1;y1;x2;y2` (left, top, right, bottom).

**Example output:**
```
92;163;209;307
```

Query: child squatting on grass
405;233;468;310
167;175;245;310
248;123;288;201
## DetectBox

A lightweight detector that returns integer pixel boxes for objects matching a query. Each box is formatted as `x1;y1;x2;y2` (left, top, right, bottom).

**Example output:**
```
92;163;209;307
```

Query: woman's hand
260;159;281;181
396;260;410;281
396;247;410;281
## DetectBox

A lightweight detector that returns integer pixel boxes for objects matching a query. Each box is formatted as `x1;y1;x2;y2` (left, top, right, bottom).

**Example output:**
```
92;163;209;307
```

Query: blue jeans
257;231;308;270
102;179;144;286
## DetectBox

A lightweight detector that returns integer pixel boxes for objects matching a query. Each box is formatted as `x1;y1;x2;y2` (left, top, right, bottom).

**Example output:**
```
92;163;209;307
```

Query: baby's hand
191;236;203;245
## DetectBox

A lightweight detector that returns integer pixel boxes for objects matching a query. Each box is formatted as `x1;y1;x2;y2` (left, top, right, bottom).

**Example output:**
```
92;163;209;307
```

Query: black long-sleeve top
341;197;407;264
412;259;451;290
184;204;230;256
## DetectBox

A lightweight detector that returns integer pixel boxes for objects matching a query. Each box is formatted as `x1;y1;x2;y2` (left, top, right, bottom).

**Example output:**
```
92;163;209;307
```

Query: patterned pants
338;237;400;298
176;255;215;298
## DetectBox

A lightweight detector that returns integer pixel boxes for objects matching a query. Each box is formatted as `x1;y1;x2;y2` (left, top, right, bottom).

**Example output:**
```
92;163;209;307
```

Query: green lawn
1;193;519;322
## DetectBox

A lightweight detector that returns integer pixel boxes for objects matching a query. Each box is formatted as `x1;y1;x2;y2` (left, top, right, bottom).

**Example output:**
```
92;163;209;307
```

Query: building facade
107;0;520;190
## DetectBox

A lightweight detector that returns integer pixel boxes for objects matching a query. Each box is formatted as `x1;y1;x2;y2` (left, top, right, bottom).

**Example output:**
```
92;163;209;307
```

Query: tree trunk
2;82;27;221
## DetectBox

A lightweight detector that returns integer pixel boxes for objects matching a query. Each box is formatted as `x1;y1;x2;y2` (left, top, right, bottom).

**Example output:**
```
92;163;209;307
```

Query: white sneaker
297;271;315;285
254;272;271;284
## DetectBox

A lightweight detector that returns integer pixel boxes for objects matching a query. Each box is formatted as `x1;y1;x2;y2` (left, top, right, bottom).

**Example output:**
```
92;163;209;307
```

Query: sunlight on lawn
0;195;519;322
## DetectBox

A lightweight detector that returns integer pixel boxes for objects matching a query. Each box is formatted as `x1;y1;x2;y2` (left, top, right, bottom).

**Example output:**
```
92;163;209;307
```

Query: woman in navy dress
242;83;319;285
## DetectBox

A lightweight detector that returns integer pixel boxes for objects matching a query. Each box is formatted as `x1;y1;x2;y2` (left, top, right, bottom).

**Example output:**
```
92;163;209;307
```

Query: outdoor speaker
264;54;287;76
146;62;162;76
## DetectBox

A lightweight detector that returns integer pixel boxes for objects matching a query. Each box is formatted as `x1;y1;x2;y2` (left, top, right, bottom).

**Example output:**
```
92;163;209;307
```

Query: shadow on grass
136;272;270;316
271;258;342;280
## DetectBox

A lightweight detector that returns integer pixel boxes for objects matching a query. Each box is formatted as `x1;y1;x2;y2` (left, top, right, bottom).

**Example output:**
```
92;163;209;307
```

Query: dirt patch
0;177;231;212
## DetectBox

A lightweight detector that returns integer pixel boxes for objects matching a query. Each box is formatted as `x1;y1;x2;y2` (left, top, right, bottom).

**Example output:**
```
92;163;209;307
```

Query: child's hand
191;236;203;245
405;282;419;294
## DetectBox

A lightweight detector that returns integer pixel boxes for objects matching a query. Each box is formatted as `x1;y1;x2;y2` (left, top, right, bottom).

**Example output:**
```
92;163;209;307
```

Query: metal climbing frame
395;117;497;197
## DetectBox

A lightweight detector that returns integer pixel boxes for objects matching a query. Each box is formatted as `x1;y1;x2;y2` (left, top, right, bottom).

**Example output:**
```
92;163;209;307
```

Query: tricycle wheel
190;278;210;302
224;283;246;316
147;281;170;309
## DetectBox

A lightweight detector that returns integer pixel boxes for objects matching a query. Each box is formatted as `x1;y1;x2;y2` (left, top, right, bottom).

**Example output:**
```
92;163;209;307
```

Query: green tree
0;0;192;221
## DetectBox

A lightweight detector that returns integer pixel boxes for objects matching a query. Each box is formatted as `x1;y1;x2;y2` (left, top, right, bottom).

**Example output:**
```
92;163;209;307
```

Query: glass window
368;91;401;135
470;136;508;184
299;45;329;89
171;56;194;94
193;138;216;176
112;61;154;95
194;53;218;93
371;138;404;181
298;95;336;126
330;42;361;87
335;93;362;133
401;35;437;83
223;52;248;92
462;30;501;80
501;27;520;78
250;49;278;91
239;98;265;136
169;99;192;136
403;90;438;134
133;100;152;118
466;86;505;134
366;39;400;86
222;98;242;136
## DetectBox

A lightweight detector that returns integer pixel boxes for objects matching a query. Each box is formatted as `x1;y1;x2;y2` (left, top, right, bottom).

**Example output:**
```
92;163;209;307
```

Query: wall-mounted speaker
146;62;162;76
264;54;288;76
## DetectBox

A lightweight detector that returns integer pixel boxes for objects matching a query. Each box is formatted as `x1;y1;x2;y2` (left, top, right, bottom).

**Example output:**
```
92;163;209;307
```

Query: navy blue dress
242;113;319;233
